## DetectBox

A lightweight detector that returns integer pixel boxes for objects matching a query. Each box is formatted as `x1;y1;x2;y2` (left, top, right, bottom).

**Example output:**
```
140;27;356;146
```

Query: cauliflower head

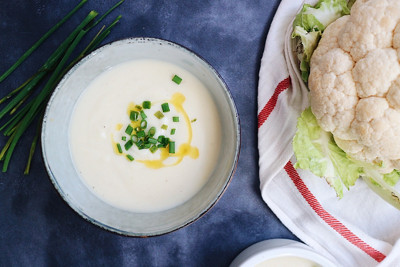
309;0;400;173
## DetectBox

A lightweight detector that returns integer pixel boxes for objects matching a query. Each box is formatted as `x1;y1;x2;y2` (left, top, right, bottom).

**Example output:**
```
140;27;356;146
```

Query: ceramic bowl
41;37;240;236
230;239;336;267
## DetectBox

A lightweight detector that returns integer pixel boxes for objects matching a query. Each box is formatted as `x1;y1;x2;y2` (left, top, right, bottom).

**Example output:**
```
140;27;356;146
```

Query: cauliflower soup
69;59;222;213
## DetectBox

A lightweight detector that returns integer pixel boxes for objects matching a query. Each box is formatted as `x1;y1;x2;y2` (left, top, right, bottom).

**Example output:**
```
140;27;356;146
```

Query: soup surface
69;59;221;212
255;256;320;267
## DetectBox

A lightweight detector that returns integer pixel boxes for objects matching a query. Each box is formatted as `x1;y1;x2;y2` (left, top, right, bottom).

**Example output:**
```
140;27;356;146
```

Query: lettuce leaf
292;0;351;83
293;108;400;204
292;26;321;82
362;168;400;209
293;108;362;197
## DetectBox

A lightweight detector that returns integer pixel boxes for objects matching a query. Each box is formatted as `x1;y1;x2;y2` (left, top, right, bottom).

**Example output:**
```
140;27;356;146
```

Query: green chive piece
116;143;122;153
163;137;170;147
148;127;156;137
126;154;134;161
144;143;151;149
172;74;182;85
173;116;179;122
136;139;143;147
140;120;147;129
121;136;126;141
170;128;176;135
161;103;170;112
142;101;151;109
138;144;145;150
148;137;157;144
154;111;164;119
140;110;147;119
124;140;133;151
131;135;138;143
157;135;165;143
191;118;197;123
137;130;145;138
169;141;175;154
150;145;158;153
161;124;168;130
125;125;133;135
130;110;139;121
135;105;142;110
157;143;165;148
0;0;88;83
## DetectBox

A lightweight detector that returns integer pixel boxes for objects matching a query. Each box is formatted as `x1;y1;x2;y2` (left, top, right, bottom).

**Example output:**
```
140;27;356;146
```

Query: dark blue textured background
0;1;298;266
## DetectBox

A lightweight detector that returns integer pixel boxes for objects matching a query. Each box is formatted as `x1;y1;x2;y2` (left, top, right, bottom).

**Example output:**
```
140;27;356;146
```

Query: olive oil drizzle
138;92;199;168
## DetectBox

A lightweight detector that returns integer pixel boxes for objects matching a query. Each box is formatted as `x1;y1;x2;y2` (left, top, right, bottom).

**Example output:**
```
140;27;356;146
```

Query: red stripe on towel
257;77;291;128
284;161;386;263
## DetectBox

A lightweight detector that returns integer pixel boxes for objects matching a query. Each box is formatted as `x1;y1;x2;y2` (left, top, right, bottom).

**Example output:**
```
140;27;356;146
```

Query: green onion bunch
0;0;125;174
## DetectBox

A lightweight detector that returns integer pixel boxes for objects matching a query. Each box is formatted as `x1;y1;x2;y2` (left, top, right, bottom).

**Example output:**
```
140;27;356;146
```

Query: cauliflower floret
352;49;400;98
339;0;400;61
309;0;400;172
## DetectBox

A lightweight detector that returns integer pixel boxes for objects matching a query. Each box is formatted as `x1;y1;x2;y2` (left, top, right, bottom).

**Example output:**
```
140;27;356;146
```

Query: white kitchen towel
258;0;400;266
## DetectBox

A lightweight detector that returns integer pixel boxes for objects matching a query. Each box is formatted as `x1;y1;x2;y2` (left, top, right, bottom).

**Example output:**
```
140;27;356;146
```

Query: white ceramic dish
230;239;336;267
41;37;240;236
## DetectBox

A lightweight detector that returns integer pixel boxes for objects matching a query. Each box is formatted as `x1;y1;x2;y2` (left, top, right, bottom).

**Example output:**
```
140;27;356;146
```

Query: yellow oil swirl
138;93;199;168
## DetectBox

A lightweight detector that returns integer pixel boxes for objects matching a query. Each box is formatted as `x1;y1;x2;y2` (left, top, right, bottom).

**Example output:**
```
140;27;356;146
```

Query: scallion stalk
0;1;125;173
1;29;89;172
0;0;88;83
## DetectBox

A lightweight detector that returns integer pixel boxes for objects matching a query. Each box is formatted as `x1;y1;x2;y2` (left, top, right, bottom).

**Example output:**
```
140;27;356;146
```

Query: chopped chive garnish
136;139;144;147
169;141;175;154
173;116;179;122
137;130;145;138
144;143;151;149
171;128;176;135
140;119;147;129
157;143;165;148
191;118;197;123
161;124;168;130
154;111;164;119
121;136;126;141
150;145;158;153
164;137;170;146
172;74;182;84
135;105;142;110
130;111;139;121
161;103;170;112
116;143;122;154
131;135;138;143
148;137;157;144
142;101;151;109
157;135;165;143
124;140;133;151
126;154;134;161
148;127;156;137
125;125;133;135
140;110;147;119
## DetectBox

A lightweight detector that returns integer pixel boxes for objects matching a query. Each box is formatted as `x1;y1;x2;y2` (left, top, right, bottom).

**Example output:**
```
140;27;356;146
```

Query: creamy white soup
69;59;221;213
255;256;321;267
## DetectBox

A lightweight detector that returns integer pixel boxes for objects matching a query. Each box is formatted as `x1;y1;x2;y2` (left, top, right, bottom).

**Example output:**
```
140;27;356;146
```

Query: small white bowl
41;38;240;236
230;239;336;267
